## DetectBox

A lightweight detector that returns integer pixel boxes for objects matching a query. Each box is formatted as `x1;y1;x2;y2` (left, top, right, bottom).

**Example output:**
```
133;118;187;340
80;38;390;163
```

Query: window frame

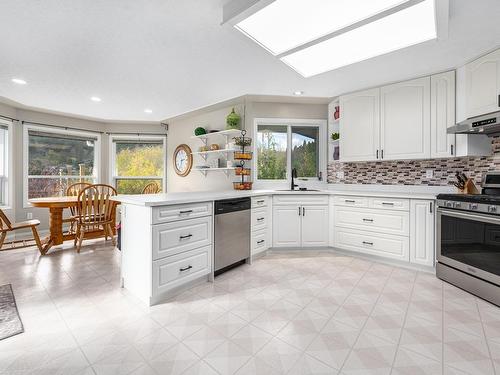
253;118;327;184
109;134;167;194
23;124;101;207
0;119;12;209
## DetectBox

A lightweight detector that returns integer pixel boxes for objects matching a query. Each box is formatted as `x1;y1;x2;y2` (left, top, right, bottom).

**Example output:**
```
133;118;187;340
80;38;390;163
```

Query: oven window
441;214;500;277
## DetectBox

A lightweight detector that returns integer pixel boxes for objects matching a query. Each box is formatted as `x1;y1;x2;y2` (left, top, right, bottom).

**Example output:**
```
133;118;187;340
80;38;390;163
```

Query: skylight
235;0;412;56
281;0;436;77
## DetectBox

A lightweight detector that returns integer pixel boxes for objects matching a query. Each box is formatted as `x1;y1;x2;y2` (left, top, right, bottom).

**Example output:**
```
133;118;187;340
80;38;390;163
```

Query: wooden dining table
29;196;119;255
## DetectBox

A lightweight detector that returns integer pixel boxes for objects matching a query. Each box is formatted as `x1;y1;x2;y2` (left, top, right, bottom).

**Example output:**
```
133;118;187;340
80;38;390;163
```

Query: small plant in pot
226;108;241;130
233;136;251;147
331;132;340;141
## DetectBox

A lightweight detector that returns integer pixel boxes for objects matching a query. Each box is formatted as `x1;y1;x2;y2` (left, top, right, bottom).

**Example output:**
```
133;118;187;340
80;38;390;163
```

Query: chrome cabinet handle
257;200;265;204
381;149;384;159
430;202;433;213
257;240;265;244
179;265;192;272
298;207;301;216
381;202;394;206
362;241;373;246
179;234;193;240
345;199;355;203
302;207;305;216
257;217;265;221
376;150;379;159
363;218;373;222
179;210;193;214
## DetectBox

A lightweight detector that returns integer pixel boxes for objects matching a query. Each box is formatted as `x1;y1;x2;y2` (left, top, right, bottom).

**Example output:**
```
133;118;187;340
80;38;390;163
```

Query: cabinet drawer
251;229;268;255
252;196;269;208
334;207;409;236
335;227;409;261
273;194;329;206
152;246;210;295
152;202;212;224
152;216;212;260
333;195;368;208
251;207;268;232
369;197;409;211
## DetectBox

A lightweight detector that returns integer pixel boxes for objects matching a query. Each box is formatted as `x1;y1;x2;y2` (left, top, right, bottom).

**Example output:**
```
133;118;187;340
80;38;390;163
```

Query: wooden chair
74;184;117;252
0;209;44;254
64;182;92;233
142;182;161;194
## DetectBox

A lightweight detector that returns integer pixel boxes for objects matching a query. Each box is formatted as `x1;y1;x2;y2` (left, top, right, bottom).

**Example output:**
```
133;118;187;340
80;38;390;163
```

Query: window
0;120;10;207
254;118;326;182
110;135;166;194
24;125;100;204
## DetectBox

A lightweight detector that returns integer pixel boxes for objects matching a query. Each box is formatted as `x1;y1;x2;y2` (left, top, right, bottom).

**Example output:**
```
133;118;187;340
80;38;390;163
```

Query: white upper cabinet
466;48;500;118
431;71;456;158
339;88;380;162
380;77;431;160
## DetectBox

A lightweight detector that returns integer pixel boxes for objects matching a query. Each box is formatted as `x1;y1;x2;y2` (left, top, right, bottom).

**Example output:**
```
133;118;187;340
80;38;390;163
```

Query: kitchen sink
276;189;320;192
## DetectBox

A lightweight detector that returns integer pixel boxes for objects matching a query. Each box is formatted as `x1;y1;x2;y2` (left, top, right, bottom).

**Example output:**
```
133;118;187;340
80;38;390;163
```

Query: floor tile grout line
475;298;498;375
387;270;420;375
334;261;395;373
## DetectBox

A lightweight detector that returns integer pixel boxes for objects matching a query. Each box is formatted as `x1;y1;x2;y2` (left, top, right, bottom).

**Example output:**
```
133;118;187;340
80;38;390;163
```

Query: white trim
23;124;101;207
253;118;327;185
0;119;12;209
109;134;167;193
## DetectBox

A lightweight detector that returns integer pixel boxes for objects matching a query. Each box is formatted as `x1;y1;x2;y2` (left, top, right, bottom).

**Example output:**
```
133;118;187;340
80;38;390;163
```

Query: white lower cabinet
272;196;329;248
410;199;435;267
251;195;271;255
335;228;409;261
273;205;302;247
333;196;435;268
301;205;329;247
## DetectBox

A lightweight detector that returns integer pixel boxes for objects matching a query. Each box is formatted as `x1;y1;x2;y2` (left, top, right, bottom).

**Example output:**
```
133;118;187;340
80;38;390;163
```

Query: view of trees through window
27;130;96;199
114;140;164;194
257;124;319;180
0;124;8;206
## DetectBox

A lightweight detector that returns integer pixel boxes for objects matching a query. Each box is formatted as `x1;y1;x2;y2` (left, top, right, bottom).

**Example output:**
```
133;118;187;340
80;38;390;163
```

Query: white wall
166;98;328;192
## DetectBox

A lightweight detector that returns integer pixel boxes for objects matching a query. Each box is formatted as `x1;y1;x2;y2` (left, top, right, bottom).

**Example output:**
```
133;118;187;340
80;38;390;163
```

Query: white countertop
113;184;453;207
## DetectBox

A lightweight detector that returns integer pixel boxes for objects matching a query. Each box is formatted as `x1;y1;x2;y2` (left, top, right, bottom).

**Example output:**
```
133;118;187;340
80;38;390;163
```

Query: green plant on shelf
331;132;340;141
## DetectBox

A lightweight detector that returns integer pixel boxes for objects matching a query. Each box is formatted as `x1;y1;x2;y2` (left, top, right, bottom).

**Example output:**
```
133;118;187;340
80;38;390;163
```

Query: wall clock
173;144;193;177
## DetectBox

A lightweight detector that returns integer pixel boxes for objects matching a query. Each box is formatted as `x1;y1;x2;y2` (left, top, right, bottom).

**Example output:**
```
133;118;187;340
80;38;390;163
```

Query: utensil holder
459;179;480;194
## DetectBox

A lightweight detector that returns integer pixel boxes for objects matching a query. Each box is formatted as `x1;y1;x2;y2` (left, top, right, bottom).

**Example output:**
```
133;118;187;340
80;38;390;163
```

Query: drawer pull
257;200;265;204
257;240;265;244
362;218;373;222
179;234;193;240
179;265;193;272
257;217;265;221
179;210;193;214
362;241;374;246
381;202;394;206
345;199;356;203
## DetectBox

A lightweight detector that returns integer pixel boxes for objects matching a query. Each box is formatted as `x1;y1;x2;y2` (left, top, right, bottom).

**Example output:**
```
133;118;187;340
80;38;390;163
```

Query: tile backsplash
327;137;500;186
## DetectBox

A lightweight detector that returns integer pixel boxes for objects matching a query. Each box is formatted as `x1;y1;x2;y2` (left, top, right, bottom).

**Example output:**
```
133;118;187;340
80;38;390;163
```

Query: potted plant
226;108;241;130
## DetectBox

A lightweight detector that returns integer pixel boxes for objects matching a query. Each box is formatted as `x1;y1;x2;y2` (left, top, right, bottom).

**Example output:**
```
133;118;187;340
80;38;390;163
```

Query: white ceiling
0;0;499;122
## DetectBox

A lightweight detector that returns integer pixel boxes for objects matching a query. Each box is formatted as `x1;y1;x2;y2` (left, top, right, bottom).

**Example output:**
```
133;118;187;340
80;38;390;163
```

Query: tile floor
0;240;499;375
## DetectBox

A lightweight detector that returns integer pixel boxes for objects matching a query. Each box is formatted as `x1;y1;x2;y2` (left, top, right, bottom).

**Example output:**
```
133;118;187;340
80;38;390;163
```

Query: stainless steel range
436;172;500;306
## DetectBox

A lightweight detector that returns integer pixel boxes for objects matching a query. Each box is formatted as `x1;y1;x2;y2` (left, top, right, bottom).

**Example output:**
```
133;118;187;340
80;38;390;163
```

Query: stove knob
469;203;478;210
446;201;453;208
453;202;462;208
489;205;498;213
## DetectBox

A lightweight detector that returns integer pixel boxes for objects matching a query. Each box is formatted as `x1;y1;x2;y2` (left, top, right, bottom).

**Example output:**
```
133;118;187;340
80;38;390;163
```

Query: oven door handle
437;208;500;225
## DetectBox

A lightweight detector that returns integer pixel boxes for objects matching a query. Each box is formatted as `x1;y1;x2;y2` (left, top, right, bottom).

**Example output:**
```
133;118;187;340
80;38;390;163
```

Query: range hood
448;111;500;136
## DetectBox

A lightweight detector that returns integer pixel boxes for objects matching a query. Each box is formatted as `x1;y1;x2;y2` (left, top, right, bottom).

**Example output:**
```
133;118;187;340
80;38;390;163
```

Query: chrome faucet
291;168;298;190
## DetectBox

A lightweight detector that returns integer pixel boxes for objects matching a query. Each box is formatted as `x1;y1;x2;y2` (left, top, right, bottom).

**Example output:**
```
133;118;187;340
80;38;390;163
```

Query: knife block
459;179;480;195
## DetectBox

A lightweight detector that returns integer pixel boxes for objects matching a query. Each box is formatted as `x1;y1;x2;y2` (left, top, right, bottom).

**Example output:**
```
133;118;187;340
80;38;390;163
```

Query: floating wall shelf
194;167;236;177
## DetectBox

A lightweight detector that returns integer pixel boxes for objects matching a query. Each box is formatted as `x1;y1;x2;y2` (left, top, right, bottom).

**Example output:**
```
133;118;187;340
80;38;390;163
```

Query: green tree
257;131;286;179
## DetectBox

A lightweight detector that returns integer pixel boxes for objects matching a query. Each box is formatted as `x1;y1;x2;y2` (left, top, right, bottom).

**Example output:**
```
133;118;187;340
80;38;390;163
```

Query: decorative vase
194;127;207;136
226;108;241;130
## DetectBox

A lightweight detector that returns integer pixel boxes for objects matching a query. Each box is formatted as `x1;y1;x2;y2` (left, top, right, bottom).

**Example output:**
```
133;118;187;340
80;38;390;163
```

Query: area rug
0;284;24;340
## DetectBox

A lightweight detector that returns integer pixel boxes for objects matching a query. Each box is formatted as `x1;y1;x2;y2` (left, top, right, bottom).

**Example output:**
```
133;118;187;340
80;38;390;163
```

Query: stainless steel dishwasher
214;197;251;275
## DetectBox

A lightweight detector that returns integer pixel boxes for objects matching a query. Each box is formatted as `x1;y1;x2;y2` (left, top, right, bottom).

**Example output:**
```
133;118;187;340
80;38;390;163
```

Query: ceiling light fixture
12;78;27;85
281;0;436;77
144;108;153;114
90;96;101;102
293;91;304;96
235;0;412;56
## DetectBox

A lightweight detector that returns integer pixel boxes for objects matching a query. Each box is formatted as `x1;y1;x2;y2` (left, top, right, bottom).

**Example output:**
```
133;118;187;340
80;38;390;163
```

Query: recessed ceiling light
12;78;27;85
281;0;436;77
144;108;153;114
90;96;101;102
293;91;304;96
235;0;411;55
